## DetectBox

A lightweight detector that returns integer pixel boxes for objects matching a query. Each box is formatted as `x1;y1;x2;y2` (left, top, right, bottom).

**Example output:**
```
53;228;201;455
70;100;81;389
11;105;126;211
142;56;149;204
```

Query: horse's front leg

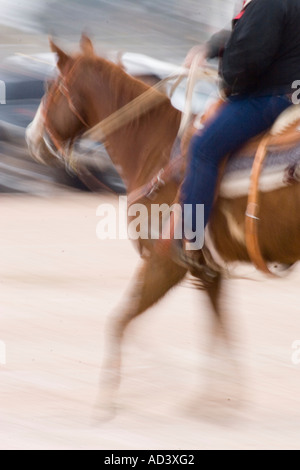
96;252;187;419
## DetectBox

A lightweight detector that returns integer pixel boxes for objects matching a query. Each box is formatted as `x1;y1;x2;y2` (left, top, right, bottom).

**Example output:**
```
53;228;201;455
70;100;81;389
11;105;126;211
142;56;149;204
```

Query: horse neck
85;61;181;192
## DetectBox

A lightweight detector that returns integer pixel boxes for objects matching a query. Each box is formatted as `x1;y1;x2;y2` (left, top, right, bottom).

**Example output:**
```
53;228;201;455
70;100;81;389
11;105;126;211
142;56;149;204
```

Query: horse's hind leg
205;273;230;347
199;274;242;406
96;253;187;417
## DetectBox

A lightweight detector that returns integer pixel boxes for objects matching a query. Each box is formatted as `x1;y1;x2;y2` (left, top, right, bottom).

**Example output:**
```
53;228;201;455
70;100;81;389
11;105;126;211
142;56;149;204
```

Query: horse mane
96;57;151;108
75;51;181;189
72;50;153;110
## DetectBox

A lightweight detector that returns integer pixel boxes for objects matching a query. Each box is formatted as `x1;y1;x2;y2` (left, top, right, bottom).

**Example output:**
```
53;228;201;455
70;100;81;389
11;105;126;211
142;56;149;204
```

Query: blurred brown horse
26;35;300;415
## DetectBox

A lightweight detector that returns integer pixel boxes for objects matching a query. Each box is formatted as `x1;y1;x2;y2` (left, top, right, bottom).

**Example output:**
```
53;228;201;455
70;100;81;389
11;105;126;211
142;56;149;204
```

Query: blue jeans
180;94;292;239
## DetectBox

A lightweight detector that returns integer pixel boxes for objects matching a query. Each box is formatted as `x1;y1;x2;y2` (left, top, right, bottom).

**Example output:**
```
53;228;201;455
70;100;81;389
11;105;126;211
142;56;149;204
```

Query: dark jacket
206;0;300;96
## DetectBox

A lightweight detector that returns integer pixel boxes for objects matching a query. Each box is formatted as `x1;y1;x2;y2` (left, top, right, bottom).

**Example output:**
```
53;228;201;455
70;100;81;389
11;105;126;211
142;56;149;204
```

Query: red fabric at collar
234;0;247;21
234;10;245;20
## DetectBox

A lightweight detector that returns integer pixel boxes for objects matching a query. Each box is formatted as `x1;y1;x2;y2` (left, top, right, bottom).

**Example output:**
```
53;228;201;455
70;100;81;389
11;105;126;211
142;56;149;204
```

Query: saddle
128;100;300;277
194;99;300;198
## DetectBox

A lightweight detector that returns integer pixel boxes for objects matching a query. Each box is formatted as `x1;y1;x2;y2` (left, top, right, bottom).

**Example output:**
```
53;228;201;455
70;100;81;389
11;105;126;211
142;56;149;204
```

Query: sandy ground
1;191;300;450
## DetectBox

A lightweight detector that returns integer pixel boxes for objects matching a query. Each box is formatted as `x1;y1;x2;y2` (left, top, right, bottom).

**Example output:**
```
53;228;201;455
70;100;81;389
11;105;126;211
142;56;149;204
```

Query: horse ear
80;33;95;56
49;37;70;74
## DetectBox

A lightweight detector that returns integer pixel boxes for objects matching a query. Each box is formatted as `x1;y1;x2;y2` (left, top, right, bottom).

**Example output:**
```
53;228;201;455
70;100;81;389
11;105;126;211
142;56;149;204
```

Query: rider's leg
180;94;292;243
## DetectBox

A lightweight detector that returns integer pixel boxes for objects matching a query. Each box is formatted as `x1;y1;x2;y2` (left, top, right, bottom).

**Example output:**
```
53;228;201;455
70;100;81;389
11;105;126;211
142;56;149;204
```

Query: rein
81;63;217;142
43;54;217;158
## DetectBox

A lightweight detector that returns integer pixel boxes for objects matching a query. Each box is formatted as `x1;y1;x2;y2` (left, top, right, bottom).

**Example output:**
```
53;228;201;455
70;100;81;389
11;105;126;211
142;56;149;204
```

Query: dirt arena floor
1;191;300;450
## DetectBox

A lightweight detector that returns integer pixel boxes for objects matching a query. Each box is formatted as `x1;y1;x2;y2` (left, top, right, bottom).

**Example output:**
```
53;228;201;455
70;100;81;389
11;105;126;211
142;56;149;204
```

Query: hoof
92;395;117;423
92;405;116;423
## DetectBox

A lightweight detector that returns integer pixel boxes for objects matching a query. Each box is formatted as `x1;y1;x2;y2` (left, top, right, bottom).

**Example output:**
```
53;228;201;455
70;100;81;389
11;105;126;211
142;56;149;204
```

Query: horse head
26;33;181;193
26;34;97;167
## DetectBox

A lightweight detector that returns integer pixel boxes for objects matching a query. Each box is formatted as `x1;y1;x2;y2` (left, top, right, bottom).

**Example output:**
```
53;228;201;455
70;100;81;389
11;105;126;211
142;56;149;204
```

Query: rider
157;0;300;266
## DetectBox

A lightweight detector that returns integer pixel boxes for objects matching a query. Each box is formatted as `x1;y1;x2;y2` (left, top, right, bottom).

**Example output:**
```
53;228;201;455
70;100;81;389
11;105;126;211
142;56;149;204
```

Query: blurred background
0;0;242;195
0;0;240;59
4;2;300;451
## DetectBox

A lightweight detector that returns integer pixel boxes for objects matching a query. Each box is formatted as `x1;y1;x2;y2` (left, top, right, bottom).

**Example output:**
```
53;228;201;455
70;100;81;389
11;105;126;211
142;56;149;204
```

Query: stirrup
171;241;218;280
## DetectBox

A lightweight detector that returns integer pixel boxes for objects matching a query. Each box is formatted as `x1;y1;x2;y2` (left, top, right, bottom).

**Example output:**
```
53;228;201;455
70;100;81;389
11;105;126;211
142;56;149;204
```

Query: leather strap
245;133;276;276
127;153;185;206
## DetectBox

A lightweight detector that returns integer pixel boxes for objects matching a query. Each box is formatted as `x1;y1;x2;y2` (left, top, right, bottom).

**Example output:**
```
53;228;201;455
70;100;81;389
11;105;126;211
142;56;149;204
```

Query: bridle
41;56;127;192
41;56;89;170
